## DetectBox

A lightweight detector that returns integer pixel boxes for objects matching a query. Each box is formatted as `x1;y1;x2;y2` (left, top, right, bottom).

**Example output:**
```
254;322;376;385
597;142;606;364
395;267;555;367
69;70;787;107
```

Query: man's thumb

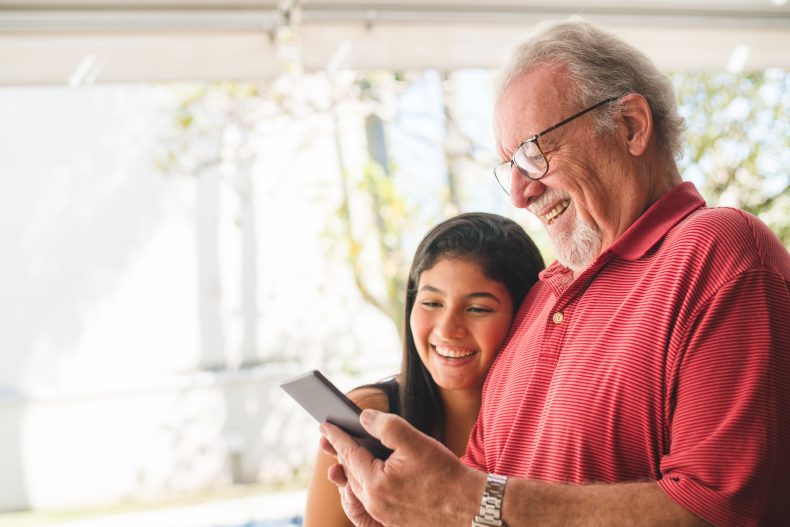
360;409;423;453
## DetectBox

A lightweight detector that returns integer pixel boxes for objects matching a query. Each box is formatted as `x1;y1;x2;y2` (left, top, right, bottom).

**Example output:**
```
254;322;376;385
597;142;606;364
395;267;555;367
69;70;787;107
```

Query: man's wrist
472;473;508;527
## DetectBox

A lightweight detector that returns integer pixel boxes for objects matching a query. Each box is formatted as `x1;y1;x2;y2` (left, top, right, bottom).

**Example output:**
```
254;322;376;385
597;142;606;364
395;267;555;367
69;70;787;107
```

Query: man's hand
320;409;485;527
325;460;383;527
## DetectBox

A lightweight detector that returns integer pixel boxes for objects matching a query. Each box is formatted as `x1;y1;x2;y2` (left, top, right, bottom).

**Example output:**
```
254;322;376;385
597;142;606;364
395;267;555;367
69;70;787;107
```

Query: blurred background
1;1;788;526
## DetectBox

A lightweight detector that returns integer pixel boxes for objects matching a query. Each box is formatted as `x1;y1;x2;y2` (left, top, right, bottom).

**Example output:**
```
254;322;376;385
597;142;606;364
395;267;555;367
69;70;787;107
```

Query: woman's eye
468;306;494;314
420;300;442;308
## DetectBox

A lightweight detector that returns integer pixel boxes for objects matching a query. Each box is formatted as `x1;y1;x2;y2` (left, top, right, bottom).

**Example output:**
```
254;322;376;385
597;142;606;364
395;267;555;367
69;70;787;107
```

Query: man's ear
618;93;653;156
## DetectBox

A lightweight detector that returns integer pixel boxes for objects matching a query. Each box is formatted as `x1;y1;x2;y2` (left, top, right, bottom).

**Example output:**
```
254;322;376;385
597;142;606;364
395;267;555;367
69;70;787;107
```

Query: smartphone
280;370;393;460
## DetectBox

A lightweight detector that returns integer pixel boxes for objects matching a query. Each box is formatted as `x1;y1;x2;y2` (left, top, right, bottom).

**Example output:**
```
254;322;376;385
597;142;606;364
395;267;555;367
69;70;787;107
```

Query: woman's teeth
434;345;476;359
544;200;570;225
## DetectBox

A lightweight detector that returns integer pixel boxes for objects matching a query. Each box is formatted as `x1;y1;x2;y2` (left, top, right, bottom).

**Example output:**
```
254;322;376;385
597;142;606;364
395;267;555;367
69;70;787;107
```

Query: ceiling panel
0;1;788;85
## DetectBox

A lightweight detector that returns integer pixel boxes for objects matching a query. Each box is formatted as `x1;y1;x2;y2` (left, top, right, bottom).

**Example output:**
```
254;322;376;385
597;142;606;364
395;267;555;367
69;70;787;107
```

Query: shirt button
552;311;564;324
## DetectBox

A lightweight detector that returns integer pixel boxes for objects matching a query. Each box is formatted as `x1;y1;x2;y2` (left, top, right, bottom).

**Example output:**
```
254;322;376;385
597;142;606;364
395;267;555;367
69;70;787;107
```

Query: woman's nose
435;311;467;339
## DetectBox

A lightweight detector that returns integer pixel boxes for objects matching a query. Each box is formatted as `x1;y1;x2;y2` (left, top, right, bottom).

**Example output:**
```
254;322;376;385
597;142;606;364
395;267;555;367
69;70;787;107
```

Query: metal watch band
471;473;508;527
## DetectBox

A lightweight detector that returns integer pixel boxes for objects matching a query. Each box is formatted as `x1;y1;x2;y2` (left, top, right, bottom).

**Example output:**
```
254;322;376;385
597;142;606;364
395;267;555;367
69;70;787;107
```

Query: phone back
280;370;393;459
280;370;364;435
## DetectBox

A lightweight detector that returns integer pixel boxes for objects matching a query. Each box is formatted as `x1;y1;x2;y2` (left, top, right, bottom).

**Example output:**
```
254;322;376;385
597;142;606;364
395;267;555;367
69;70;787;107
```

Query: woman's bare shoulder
347;386;391;412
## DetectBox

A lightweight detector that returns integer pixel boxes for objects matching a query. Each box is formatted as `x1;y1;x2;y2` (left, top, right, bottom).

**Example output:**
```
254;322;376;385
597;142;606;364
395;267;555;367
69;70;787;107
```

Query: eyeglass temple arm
536;96;620;139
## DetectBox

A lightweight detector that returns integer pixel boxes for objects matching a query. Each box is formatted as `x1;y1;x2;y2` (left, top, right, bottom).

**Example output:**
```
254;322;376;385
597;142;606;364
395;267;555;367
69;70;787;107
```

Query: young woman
303;212;544;526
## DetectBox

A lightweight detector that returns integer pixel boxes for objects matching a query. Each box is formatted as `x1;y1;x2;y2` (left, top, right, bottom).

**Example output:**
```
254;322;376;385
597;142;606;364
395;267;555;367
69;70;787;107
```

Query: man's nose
510;169;545;209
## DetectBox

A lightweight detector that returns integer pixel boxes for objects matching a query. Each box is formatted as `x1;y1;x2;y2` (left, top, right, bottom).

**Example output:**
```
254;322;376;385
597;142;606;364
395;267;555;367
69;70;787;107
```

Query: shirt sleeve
658;269;790;527
461;406;487;471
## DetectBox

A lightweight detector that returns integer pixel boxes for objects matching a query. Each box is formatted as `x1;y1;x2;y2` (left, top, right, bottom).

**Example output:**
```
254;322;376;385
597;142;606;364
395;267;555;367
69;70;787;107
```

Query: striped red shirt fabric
463;182;790;527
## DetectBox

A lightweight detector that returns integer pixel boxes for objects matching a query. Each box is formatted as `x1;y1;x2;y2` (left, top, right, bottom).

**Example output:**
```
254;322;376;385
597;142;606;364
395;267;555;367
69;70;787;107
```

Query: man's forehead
499;62;570;103
494;64;572;141
494;95;544;146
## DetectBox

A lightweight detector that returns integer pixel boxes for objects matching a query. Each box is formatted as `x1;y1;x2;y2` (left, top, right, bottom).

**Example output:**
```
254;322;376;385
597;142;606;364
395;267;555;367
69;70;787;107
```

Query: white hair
496;18;685;160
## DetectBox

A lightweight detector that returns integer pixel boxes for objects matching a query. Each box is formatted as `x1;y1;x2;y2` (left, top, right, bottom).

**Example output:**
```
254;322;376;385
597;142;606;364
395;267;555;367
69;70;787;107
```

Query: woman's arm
303;387;390;527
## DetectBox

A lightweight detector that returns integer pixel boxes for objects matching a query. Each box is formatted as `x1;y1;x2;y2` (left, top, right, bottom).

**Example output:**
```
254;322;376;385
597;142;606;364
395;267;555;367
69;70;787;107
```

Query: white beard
529;190;603;273
551;208;602;274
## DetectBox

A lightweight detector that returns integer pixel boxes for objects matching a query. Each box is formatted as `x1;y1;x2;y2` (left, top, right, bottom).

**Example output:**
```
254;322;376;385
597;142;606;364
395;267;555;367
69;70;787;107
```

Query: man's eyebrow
495;140;513;160
502;144;518;159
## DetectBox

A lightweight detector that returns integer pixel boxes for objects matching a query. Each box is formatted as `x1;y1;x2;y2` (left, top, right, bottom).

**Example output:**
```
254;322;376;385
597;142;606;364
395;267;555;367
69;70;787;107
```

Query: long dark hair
400;212;544;438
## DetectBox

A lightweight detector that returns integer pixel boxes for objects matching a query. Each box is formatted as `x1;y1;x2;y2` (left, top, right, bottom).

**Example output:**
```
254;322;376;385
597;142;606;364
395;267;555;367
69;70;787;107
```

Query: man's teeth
434;346;476;359
544;200;570;224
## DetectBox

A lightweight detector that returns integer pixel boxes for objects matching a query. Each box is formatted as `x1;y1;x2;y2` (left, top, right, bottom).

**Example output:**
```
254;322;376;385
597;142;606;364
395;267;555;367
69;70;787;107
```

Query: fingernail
360;409;376;426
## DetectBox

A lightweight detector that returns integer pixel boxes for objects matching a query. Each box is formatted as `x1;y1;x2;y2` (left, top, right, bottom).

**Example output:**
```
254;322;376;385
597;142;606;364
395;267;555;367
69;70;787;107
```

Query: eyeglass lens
494;140;547;193
514;141;547;176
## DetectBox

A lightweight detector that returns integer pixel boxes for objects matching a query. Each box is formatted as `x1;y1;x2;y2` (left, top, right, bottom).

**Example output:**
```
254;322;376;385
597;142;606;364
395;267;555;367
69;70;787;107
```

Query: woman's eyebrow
466;292;501;303
418;286;501;304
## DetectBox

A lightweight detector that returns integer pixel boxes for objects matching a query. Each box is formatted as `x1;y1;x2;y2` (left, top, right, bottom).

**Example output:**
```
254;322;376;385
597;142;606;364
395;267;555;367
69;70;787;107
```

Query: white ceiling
0;1;788;86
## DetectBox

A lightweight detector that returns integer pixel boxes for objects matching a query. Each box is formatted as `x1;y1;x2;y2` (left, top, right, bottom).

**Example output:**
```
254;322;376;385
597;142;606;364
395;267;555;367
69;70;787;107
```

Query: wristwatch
472;473;508;527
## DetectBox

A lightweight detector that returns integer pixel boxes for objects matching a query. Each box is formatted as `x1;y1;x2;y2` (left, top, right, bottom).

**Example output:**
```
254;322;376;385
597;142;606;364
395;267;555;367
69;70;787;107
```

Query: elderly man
321;20;790;527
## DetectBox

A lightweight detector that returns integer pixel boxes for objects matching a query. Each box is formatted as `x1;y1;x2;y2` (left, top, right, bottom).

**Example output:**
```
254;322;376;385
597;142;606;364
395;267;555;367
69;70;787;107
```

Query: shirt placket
539;268;575;360
537;255;612;360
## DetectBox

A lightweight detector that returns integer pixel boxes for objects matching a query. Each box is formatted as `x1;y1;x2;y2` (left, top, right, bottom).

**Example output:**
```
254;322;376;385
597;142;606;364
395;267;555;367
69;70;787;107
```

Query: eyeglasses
493;96;619;195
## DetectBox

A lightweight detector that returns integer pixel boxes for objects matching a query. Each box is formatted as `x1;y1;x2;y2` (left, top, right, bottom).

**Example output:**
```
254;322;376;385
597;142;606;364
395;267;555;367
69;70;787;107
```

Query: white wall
0;82;402;512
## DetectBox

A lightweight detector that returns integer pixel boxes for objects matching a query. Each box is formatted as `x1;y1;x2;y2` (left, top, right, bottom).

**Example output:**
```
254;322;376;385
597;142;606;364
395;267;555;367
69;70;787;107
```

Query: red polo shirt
463;182;790;527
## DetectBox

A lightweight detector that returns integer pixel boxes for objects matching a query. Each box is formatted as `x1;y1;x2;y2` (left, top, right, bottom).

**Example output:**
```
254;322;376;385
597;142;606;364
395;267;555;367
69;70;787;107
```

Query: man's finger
343;461;365;499
321;422;376;476
321;422;360;462
319;435;337;457
340;482;383;527
327;462;347;486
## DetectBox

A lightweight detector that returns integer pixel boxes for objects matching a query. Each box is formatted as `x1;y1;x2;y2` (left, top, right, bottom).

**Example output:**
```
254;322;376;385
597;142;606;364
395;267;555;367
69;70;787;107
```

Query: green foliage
674;69;789;246
157;68;790;357
322;71;449;339
326;156;412;337
358;158;411;331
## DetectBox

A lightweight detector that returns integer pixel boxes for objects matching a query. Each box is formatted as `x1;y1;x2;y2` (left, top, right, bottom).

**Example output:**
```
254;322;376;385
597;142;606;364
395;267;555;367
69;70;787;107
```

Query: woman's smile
410;257;514;391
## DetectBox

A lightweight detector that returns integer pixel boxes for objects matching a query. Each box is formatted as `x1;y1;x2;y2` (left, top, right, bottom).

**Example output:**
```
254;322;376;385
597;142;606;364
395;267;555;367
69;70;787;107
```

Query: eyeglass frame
493;96;620;194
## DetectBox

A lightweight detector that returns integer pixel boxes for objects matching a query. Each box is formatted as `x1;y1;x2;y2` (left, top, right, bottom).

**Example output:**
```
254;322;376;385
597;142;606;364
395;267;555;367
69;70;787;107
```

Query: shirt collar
538;181;707;284
537;261;574;297
608;181;706;261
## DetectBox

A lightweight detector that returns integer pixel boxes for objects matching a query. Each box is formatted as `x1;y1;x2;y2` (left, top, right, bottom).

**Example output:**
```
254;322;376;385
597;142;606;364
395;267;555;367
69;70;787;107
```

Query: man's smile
543;200;570;225
529;190;572;227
